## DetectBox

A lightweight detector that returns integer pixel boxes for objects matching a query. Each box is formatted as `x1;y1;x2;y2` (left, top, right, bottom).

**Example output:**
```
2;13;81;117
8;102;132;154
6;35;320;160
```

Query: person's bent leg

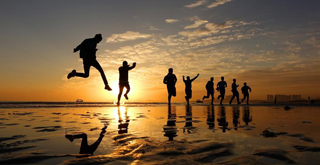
75;61;91;78
124;84;130;100
247;94;250;104
230;95;235;104
211;93;214;105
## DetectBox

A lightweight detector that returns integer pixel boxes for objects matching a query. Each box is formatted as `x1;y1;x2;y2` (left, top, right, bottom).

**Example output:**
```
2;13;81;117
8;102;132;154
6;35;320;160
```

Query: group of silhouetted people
67;34;252;106
163;68;252;105
67;34;136;106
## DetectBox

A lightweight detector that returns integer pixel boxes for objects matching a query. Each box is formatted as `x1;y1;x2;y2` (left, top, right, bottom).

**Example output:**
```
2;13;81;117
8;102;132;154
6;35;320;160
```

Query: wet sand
0;105;320;164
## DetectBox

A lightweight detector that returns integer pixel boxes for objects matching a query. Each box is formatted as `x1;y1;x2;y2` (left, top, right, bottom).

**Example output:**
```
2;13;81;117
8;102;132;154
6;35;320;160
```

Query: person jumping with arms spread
163;68;177;105
203;77;214;105
183;74;200;105
117;61;136;106
67;34;112;91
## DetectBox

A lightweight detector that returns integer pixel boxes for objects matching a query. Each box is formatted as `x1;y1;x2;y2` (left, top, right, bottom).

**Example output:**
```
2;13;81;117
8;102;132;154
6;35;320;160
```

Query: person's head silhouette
168;68;173;74
94;34;102;43
233;79;236;83
123;61;128;66
221;76;224;81
210;77;214;81
244;82;247;86
187;76;190;80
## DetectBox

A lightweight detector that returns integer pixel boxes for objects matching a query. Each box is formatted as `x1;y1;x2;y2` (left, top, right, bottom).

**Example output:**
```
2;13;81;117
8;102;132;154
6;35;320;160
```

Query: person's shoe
67;70;76;79
229;102;232;105
116;102;120;106
124;94;129;100
65;135;74;142
202;96;205;100
105;85;112;91
238;102;241;105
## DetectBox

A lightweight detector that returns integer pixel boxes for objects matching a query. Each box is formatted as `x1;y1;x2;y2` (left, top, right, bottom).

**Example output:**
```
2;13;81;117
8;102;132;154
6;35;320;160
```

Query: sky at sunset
0;0;320;102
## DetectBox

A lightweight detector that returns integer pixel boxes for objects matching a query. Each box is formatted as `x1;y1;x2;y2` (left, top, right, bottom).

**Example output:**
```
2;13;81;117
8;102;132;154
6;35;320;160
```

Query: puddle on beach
0;105;320;164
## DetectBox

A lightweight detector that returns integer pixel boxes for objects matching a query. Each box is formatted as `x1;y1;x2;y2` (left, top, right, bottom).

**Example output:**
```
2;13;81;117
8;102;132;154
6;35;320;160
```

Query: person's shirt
241;86;251;94
184;80;192;90
74;38;97;60
218;81;227;90
163;74;177;86
206;81;214;91
232;82;238;92
119;65;135;83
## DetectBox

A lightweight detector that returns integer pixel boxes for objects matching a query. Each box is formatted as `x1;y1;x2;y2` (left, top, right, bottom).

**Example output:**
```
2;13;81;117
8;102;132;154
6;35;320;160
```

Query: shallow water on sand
0;105;320;164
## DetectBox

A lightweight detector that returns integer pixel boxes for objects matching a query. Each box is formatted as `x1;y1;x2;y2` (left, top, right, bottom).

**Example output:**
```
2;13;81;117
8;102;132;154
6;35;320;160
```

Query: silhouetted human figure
183;105;195;133
243;106;252;125
241;82;252;105
203;77;214;105
163;105;177;141
67;34;112;91
206;106;215;130
217;106;228;133
117;106;130;134
217;77;227;105
65;126;107;157
232;106;240;130
163;68;177;105
117;61;136;105
183;74;200;105
229;79;240;104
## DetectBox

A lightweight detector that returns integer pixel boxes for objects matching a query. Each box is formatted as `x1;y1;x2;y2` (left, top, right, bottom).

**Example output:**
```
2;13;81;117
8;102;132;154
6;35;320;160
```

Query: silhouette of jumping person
203;77;214;105
163;68;177;105
65;125;107;158
229;79;240;104
67;34;112;91
217;77;227;105
241;82;252;105
117;61;136;106
183;74;199;105
163;105;177;141
117;106;130;134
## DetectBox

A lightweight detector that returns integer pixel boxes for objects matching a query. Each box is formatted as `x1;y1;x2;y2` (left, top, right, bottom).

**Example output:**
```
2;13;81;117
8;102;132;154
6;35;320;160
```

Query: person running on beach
241;82;252;104
217;76;227;105
229;79;240;104
67;34;112;91
65;125;107;157
203;77;214;105
163;68;177;105
183;74;200;105
117;61;136;106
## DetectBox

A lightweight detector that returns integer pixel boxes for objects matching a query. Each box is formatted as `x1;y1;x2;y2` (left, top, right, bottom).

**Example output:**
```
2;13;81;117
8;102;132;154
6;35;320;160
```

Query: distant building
267;95;274;102
275;94;291;102
291;95;301;100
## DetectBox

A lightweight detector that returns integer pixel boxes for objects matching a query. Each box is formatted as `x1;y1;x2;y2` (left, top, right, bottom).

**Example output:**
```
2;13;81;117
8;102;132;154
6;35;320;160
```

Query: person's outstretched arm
191;74;199;82
74;40;85;53
129;62;136;70
183;76;186;82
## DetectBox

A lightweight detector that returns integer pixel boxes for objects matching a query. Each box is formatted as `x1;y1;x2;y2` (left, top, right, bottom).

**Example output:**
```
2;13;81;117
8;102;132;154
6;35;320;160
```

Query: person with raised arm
183;74;200;105
117;61;136;106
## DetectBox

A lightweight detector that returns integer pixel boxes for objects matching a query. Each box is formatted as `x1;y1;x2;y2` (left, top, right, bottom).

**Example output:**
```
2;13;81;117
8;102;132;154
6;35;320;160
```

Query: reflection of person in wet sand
203;77;214;105
217;106;228;133
163;105;177;141
183;105;195;133
217;77;227;105
65;126;107;157
183;74;200;105
232;106;240;130
241;82;252;105
229;79;240;105
118;107;130;134
243;106;252;125
67;34;112;91
163;68;177;105
206;106;215;130
117;61;136;106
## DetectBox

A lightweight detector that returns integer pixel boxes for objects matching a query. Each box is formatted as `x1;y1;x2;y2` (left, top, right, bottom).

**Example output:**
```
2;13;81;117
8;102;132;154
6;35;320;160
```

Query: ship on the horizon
76;99;83;103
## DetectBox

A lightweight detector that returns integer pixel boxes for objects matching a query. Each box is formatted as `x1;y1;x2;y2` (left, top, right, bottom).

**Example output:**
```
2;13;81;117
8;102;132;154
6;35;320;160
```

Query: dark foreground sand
1;105;320;164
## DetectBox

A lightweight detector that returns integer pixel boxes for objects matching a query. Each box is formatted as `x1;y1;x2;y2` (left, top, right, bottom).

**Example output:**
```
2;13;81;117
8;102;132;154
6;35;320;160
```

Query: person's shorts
185;89;192;99
119;82;130;89
167;85;176;96
207;90;214;96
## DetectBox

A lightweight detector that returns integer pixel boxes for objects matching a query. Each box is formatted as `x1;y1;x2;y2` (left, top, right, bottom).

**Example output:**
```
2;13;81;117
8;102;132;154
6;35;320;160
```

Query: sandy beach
1;104;320;164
